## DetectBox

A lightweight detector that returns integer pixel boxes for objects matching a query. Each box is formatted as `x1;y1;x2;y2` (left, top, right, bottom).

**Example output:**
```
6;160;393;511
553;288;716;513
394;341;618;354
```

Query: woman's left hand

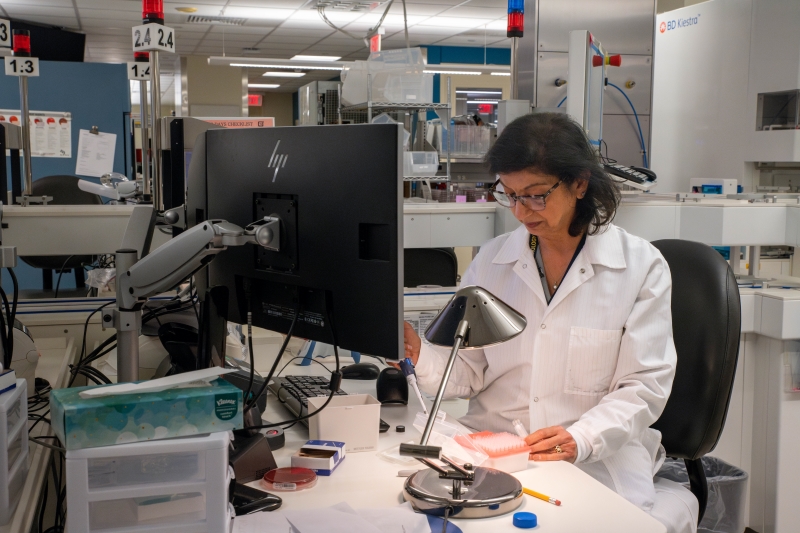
525;425;577;463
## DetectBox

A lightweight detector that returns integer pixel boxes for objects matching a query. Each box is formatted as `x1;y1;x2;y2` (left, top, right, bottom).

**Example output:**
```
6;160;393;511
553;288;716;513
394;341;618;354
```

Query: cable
557;96;567;108
29;436;66;453
607;82;648;168
7;268;17;367
53;255;75;299
401;0;410;49
246;299;302;411
318;0;395;47
244;316;341;431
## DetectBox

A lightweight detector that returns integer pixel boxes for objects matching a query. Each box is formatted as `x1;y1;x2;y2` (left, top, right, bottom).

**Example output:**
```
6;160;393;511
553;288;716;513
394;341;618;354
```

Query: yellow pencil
523;487;562;506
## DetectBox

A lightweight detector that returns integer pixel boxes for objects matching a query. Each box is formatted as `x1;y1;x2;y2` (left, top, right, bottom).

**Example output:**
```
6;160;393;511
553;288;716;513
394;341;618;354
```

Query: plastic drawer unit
0;380;29;526
66;431;233;533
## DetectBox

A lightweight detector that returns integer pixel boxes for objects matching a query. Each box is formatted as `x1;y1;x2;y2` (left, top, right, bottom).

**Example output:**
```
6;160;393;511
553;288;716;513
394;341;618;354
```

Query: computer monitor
187;123;404;360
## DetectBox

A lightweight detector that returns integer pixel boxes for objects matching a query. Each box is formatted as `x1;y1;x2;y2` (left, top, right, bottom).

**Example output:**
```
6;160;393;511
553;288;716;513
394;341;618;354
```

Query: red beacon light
134;51;150;62
142;0;164;24
12;30;31;57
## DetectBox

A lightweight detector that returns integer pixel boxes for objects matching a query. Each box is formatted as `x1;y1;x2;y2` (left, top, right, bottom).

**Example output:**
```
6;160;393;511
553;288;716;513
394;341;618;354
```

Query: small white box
403;152;439;177
0;379;28;526
307;394;381;453
291;440;346;475
66;431;232;533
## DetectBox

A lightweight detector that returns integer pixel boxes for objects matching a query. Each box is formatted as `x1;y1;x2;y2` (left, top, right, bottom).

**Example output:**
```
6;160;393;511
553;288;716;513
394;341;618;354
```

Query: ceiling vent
186;15;247;26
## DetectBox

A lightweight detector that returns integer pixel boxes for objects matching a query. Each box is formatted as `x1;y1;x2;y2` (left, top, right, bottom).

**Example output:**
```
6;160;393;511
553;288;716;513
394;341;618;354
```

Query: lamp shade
424;286;526;349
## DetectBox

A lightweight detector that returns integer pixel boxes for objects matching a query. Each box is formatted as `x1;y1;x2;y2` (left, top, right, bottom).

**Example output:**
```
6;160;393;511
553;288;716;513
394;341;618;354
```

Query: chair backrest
651;239;741;460
31;175;103;205
404;248;458;288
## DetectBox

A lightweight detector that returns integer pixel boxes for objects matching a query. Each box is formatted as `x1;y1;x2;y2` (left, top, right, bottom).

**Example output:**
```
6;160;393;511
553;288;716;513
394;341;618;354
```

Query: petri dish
261;467;318;492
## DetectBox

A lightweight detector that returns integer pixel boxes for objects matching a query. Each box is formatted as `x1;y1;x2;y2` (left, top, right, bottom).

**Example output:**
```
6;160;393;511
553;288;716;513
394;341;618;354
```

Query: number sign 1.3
127;62;151;81
131;23;175;53
0;18;10;48
5;56;39;77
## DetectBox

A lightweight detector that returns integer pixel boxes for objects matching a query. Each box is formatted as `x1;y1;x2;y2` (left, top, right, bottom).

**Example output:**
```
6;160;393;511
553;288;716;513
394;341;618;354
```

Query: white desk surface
247;359;666;533
1;337;76;533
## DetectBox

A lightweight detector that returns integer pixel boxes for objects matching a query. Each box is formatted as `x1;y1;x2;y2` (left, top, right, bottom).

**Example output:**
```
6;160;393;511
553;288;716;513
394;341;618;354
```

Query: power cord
53;255;75;299
606;81;648;168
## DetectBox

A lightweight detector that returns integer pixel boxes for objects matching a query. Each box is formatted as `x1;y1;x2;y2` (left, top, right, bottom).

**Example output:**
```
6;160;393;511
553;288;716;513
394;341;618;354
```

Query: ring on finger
554;444;563;454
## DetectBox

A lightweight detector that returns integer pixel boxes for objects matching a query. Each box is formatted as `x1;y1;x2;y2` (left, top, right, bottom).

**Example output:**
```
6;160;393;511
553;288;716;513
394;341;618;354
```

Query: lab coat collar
492;224;627;270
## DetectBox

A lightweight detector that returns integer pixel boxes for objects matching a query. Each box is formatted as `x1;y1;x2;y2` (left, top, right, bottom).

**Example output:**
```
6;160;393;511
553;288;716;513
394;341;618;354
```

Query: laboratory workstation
2;0;800;532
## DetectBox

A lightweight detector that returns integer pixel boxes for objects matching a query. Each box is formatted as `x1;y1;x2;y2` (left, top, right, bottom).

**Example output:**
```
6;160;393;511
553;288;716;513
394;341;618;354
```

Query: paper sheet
233;503;431;533
233;511;291;533
75;129;116;178
78;367;236;398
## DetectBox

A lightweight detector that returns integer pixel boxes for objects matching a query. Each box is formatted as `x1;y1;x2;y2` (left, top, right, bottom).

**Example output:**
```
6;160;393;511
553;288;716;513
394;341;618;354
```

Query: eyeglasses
490;180;562;211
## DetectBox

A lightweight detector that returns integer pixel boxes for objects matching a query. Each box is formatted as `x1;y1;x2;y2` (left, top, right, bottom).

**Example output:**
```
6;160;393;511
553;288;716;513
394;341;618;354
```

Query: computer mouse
341;362;381;380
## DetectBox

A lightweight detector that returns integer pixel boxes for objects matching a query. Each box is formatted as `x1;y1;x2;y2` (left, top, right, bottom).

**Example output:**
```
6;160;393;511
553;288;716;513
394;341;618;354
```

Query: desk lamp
400;286;527;519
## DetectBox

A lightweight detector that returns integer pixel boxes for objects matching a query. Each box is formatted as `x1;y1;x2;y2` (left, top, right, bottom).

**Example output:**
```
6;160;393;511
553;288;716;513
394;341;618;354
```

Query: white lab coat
415;224;698;533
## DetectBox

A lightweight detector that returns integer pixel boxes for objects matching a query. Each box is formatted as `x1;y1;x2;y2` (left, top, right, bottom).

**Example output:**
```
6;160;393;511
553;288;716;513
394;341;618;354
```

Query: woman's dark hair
485;112;620;236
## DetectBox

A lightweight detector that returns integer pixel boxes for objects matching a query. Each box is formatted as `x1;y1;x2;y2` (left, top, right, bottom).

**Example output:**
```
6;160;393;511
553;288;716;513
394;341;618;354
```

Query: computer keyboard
267;375;348;427
267;375;390;431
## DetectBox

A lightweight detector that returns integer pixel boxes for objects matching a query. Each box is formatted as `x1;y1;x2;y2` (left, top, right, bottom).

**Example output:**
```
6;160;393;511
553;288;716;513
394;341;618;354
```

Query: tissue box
307;394;381;453
291;440;346;476
50;378;243;450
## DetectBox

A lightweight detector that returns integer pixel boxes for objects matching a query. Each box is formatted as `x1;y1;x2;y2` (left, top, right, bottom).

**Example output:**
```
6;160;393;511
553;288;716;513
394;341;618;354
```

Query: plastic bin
341;47;433;105
656;457;748;533
66;431;232;533
372;113;411;149
404;152;439;177
0;380;28;526
451;125;492;156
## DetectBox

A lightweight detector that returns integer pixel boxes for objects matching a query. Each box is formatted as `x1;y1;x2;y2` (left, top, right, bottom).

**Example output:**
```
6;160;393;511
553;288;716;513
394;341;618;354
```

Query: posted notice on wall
198;117;275;128
0;109;72;157
75;129;116;178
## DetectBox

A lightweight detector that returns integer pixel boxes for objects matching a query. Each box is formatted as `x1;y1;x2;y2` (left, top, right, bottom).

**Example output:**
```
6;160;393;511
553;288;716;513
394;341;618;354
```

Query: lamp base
403;467;523;519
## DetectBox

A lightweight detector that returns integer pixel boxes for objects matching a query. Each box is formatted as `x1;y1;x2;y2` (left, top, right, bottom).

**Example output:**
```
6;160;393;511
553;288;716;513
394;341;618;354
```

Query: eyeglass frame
489;179;563;211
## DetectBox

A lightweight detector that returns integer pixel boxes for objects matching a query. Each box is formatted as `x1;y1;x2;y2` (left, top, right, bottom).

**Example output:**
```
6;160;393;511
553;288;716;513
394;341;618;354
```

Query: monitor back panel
203;124;404;359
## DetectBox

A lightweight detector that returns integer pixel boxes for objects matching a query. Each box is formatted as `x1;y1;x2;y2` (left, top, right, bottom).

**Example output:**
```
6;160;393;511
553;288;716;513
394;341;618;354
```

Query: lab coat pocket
564;327;623;396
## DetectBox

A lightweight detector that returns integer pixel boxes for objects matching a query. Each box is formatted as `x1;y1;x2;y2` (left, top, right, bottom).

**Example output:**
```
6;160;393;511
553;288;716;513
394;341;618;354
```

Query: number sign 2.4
131;23;175;53
5;56;39;77
127;62;151;81
0;18;10;48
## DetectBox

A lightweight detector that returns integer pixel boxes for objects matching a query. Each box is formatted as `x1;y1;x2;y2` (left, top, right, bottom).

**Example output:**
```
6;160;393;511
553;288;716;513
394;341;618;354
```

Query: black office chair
20;175;103;292
404;248;459;288
651;240;741;524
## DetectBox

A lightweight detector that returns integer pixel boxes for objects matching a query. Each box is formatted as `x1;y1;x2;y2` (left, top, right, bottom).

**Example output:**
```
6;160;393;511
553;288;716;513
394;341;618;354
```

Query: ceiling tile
4;5;76;17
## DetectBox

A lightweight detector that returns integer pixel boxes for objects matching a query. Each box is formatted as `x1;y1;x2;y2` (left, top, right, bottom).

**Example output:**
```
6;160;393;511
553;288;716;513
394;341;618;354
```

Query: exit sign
248;94;263;106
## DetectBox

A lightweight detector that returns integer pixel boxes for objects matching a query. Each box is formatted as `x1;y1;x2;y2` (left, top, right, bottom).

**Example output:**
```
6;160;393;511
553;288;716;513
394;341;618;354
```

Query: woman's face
498;169;588;239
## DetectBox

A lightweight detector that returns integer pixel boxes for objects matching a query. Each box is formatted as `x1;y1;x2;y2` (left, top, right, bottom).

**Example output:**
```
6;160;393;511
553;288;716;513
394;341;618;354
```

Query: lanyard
530;233;587;305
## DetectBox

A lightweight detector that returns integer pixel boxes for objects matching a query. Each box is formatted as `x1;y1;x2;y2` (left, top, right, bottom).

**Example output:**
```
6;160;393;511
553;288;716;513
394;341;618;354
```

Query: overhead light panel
291;55;341;61
456;90;502;95
263;71;306;77
249;83;281;89
233;63;342;71
424;70;482;75
491;72;511;76
467;100;498;104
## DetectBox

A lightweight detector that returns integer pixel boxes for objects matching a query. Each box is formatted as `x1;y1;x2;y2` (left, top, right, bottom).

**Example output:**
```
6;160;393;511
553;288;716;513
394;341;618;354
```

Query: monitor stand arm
103;216;281;383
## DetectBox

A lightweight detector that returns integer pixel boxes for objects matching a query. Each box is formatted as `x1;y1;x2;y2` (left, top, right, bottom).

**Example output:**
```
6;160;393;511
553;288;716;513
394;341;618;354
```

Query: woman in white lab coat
404;113;698;533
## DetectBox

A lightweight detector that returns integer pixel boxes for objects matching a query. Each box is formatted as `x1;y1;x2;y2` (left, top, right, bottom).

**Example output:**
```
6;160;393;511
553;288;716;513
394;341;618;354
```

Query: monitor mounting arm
103;216;281;383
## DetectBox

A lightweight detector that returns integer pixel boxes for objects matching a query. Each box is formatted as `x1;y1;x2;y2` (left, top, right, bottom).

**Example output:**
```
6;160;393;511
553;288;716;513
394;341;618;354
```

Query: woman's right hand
403;321;422;365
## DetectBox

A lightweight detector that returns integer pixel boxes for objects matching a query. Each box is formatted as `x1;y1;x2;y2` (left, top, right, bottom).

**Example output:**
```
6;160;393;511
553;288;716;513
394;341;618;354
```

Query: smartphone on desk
232;483;282;515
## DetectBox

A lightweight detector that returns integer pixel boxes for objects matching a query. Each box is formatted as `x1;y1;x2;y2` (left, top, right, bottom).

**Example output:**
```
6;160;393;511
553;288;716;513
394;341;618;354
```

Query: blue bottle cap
513;512;538;529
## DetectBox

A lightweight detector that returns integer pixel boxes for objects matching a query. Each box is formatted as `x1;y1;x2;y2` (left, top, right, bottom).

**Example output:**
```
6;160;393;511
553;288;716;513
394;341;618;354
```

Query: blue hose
607;82;648;168
557;96;567;108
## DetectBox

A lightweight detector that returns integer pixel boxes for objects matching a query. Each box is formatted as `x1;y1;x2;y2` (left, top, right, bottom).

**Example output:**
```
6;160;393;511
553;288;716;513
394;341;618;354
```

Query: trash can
656;457;748;533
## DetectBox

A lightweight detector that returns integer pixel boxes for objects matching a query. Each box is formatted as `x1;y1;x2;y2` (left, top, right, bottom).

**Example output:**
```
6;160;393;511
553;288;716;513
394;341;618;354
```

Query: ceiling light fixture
175;7;197;13
455;90;502;95
233;63;342;71
291;55;341;61
248;83;281;89
466;100;498;104
262;71;306;77
491;72;511;76
423;70;482;75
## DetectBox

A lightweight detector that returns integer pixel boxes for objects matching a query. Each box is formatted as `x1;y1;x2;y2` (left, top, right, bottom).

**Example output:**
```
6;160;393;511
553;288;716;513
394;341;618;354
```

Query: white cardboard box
307;394;381;453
